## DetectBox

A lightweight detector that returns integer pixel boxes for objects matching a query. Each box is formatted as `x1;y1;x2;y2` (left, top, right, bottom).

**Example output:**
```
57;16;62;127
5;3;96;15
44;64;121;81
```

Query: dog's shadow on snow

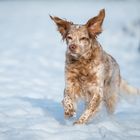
19;97;65;125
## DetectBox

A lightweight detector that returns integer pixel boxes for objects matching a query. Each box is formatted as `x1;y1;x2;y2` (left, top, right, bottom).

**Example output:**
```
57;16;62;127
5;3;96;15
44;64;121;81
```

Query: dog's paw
73;120;84;125
64;111;76;119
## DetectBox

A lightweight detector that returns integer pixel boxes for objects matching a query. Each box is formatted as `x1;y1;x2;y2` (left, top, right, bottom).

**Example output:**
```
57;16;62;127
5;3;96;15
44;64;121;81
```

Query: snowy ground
0;0;140;140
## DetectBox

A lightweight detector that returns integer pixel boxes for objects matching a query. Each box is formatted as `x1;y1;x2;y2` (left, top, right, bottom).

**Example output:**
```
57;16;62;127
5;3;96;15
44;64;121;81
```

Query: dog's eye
67;36;72;41
80;37;89;41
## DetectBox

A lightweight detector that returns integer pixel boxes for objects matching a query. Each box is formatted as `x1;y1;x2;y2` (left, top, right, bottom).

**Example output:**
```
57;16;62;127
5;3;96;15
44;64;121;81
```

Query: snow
0;0;140;140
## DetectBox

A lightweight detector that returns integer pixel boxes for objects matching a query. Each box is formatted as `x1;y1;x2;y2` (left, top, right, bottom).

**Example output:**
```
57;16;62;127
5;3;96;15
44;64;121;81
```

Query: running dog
50;9;140;124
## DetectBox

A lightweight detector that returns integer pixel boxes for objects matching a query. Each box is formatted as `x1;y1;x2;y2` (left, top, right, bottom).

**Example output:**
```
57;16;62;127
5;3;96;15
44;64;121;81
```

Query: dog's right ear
50;16;73;39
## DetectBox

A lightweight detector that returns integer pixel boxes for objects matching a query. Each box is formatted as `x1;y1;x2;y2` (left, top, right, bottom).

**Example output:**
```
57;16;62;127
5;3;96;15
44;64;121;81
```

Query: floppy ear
50;16;73;39
86;9;105;37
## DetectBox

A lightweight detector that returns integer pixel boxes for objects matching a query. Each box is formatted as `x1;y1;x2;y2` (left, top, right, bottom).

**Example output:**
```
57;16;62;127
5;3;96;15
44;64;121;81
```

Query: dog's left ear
86;9;105;37
50;16;73;39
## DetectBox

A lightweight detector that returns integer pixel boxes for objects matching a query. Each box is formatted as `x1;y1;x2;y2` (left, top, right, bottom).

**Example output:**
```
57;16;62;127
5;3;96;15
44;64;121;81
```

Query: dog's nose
69;44;77;51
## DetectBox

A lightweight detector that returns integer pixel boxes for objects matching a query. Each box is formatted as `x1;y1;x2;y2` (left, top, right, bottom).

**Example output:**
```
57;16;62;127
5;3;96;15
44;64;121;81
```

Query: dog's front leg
62;89;76;118
74;88;102;125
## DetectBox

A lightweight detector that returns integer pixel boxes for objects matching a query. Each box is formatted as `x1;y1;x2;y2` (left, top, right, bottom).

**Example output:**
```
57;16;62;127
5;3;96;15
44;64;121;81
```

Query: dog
50;9;140;125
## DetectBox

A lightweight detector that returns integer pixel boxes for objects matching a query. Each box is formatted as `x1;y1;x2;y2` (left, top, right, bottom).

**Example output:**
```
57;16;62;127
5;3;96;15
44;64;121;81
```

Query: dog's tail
120;79;140;95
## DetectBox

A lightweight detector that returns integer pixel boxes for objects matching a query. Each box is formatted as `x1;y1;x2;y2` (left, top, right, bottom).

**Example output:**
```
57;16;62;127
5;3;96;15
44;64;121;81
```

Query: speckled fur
51;9;139;124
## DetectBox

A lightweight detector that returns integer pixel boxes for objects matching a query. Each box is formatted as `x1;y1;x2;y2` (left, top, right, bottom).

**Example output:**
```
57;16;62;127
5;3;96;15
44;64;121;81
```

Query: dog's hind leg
104;77;119;114
105;93;118;114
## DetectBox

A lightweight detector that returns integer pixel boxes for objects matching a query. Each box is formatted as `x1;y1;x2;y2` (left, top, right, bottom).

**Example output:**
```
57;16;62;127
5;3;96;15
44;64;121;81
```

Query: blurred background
0;0;140;140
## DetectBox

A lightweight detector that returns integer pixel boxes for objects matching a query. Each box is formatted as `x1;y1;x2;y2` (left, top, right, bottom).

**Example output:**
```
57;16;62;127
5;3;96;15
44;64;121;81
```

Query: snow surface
0;0;140;140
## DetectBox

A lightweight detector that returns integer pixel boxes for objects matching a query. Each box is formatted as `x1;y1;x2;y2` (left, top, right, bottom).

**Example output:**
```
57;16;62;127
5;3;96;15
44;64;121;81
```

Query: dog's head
50;9;105;59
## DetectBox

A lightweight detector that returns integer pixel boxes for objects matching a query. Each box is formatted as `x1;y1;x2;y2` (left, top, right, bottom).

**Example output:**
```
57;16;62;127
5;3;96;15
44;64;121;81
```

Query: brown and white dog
50;9;140;125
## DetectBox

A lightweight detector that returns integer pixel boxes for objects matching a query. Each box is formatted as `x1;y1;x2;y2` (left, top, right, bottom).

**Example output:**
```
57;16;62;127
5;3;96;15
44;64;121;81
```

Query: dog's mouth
69;50;76;54
70;53;79;58
68;50;80;58
68;44;80;56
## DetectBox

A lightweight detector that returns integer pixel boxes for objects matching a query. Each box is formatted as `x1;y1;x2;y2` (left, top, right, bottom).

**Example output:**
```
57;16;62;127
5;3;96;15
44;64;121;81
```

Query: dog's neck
66;39;102;64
